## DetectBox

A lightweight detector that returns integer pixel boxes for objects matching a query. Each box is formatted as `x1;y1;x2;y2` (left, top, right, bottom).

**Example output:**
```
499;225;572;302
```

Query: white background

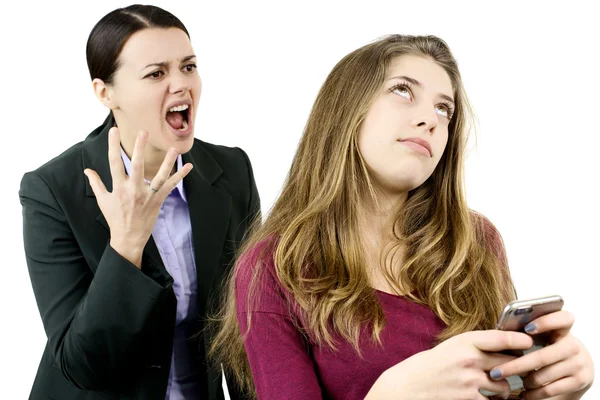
1;0;598;398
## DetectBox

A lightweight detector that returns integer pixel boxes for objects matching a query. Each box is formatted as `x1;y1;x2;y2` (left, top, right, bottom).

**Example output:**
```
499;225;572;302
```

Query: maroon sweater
235;222;506;399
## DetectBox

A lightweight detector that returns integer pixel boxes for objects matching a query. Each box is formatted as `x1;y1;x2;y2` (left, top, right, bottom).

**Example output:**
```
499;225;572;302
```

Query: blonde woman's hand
489;311;594;400
365;330;535;400
84;127;193;268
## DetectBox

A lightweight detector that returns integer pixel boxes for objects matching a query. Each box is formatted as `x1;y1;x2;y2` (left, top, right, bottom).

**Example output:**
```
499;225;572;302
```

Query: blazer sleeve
19;171;169;391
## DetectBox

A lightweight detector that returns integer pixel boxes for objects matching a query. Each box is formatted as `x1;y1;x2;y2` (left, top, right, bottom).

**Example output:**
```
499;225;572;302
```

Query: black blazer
20;115;259;400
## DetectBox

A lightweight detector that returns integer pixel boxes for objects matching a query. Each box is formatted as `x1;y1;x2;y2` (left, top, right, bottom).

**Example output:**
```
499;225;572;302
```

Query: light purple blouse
120;148;200;400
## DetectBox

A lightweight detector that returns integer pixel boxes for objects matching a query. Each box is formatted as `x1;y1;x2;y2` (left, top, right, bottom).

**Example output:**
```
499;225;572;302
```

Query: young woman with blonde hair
212;35;594;400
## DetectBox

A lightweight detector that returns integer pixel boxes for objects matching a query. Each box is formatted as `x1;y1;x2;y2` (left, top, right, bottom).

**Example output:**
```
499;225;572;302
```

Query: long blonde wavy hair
210;34;516;397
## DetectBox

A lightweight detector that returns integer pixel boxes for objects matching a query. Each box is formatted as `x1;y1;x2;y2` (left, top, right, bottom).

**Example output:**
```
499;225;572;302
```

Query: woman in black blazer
19;5;259;399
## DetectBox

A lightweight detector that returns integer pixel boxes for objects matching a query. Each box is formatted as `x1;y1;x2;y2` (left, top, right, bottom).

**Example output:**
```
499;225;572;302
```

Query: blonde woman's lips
399;137;432;157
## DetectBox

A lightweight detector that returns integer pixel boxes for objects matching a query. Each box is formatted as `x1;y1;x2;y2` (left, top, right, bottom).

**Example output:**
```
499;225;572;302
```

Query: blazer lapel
82;114;171;286
182;145;232;316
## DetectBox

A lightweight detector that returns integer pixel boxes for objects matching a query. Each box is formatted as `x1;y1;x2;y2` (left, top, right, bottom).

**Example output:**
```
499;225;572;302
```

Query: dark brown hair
86;4;189;84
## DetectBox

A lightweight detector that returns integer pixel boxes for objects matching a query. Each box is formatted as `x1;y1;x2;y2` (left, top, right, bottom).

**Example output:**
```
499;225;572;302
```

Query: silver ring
148;184;159;193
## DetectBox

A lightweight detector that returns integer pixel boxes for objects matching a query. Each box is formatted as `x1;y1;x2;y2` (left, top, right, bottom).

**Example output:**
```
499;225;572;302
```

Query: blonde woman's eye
435;104;449;118
392;84;412;99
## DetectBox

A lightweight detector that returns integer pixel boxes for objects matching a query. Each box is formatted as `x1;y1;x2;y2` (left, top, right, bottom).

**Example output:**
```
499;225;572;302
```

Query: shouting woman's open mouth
165;101;193;137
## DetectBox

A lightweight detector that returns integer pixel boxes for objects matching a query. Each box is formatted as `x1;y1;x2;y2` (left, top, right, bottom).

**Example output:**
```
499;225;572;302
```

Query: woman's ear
92;78;118;110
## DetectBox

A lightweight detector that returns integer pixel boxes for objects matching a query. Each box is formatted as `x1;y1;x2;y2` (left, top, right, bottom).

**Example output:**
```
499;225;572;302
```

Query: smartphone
497;295;564;356
480;295;564;397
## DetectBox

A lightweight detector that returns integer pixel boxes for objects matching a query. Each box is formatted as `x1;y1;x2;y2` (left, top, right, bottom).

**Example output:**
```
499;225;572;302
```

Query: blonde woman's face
358;55;454;195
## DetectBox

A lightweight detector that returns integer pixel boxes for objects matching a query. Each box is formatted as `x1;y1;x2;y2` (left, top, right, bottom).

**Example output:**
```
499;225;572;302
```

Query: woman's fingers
130;130;148;183
468;330;534;354
104;127;193;202
521;376;583;400
107;127;126;186
523;358;574;390
481;352;520;372
160;162;193;196
149;148;179;193
84;168;108;198
478;373;512;399
490;338;575;381
524;310;574;341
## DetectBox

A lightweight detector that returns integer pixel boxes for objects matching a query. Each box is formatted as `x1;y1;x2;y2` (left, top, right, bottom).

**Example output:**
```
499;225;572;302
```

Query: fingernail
109;128;116;136
140;131;147;139
524;323;536;333
490;369;502;380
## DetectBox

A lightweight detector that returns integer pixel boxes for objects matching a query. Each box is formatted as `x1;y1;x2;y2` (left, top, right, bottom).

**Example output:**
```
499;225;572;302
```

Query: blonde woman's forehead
385;55;453;97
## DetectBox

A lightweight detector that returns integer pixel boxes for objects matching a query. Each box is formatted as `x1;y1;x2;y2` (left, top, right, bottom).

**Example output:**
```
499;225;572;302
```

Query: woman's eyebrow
387;75;454;104
142;55;196;70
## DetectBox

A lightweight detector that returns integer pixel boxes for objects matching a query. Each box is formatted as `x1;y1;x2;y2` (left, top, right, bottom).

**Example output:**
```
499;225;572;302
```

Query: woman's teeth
169;104;189;112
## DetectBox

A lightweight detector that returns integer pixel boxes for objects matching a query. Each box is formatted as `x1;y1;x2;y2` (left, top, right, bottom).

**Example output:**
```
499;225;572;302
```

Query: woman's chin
376;174;430;195
160;125;195;154
174;136;195;155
